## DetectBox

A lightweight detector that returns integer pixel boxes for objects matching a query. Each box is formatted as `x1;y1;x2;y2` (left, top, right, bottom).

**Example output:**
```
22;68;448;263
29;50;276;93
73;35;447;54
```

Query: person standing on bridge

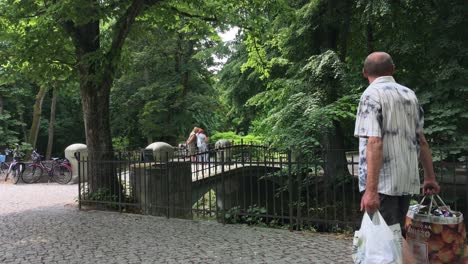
196;129;209;162
354;52;440;262
186;127;199;162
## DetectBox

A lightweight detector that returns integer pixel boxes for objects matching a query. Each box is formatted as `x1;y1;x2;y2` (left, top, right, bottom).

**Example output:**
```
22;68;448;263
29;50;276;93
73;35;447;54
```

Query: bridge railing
77;145;468;232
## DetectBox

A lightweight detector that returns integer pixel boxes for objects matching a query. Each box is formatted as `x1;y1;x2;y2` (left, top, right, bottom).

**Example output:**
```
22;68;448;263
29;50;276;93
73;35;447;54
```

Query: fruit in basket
458;223;465;236
432;223;443;234
441;226;457;244
429;251;444;263
452;241;463;256
430;259;443;264
428;235;445;252
437;247;455;263
461;256;468;264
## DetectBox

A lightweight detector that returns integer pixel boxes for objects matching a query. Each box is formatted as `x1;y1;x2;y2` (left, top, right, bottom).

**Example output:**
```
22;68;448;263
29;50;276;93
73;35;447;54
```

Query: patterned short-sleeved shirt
354;76;423;195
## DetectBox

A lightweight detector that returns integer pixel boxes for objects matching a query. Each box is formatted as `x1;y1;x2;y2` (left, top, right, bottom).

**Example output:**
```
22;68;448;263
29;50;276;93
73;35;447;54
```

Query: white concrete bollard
64;143;88;184
145;142;175;161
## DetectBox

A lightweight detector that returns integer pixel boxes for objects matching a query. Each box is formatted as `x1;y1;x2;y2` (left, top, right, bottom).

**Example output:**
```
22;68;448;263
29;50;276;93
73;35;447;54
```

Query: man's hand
418;132;440;195
360;190;380;214
423;179;440;195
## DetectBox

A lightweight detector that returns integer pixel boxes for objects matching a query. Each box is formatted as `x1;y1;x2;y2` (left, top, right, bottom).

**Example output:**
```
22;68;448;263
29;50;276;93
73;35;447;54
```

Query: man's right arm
361;136;383;213
418;132;440;194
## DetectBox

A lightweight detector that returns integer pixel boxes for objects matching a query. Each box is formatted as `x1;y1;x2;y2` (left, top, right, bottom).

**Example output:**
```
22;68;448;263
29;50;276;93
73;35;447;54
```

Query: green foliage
244;50;357;153
215;43;268;134
111;13;224;147
0;111;23;146
0;0;466;168
112;136;130;152
193;189;217;218
17;142;33;154
210;131;264;144
224;205;272;227
84;188;118;203
218;0;468;154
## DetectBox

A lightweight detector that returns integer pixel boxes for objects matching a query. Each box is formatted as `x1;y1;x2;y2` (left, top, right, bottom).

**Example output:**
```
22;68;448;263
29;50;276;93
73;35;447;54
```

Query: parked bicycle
1;145;26;184
22;150;72;184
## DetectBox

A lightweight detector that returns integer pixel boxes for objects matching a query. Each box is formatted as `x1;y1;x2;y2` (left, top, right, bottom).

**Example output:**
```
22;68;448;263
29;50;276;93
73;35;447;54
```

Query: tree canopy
0;0;466;158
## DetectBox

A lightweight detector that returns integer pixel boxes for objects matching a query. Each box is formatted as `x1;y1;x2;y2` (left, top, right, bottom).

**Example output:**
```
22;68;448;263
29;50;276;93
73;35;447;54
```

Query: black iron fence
77;143;468;231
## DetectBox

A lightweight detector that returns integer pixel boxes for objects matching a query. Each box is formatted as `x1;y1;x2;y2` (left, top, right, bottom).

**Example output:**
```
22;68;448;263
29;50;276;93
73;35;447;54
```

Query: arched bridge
129;160;283;219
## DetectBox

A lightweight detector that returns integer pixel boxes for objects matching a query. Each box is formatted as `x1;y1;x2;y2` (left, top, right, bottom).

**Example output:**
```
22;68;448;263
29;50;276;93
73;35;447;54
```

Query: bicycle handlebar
31;150;44;161
7;145;24;159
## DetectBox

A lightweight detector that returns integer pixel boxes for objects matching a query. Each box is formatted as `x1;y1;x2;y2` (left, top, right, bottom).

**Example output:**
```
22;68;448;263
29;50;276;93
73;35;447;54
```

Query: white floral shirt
354;76;423;195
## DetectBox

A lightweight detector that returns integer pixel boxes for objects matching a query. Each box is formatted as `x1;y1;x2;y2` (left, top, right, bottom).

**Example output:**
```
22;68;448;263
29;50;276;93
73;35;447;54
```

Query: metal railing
77;144;468;231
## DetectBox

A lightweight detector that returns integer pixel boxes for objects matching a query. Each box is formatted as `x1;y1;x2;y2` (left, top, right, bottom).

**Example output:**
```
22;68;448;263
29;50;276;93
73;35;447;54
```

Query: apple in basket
432;223;443;235
458;223;466;236
452;241;463;256
437;247;455;263
461;256;468;264
428;252;442;263
441;226;457;244
428;235;445;252
430;259;443;264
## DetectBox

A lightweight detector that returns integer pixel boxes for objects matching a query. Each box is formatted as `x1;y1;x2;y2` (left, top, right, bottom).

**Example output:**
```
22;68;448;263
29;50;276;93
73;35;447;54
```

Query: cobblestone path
0;183;353;264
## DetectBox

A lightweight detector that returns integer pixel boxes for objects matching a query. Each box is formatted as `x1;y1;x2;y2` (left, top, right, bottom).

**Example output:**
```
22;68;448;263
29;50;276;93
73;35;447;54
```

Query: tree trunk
323;121;350;179
18;109;27;142
46;86;58;160
80;80;119;194
320;0;352;180
29;85;47;149
63;0;146;195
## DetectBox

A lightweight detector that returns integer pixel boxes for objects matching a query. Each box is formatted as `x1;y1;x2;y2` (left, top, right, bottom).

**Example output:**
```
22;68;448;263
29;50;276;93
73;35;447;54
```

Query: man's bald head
363;52;394;77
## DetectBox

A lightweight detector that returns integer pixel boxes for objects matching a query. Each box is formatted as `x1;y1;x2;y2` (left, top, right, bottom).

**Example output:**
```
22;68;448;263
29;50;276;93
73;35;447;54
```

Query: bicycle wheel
52;164;72;184
0;162;8;179
22;164;43;184
11;164;22;184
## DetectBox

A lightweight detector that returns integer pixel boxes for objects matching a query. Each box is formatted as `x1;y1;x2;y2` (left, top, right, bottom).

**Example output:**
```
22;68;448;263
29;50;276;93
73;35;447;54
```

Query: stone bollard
215;139;232;163
145;142;175;161
64;143;88;184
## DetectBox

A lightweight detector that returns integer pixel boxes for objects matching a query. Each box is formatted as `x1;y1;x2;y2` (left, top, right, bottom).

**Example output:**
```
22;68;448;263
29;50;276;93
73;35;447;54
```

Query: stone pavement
0;183;353;264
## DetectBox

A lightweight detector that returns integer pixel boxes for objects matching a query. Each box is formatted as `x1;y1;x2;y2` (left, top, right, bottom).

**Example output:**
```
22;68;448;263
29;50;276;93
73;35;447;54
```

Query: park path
0;183;353;264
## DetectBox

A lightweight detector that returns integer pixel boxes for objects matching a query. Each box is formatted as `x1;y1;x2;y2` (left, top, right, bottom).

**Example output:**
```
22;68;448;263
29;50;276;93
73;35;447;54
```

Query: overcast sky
210;27;239;73
219;27;238;42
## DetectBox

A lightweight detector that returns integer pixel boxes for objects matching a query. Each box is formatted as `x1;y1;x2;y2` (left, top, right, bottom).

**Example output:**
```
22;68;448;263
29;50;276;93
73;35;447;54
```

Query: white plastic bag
352;211;403;264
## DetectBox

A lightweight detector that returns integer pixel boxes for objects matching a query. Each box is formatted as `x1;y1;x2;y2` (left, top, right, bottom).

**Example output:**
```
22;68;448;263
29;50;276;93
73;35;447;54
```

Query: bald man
354;52;441;263
354;52;440;231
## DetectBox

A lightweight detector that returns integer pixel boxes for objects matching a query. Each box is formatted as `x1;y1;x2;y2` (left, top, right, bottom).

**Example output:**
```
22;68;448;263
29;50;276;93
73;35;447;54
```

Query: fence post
296;153;302;231
118;151;122;213
166;151;170;218
221;151;226;225
77;152;81;210
241;138;244;166
465;154;468;228
288;149;294;231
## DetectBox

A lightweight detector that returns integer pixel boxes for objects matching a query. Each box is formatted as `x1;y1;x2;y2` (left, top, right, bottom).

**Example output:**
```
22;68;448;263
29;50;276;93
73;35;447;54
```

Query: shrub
210;131;264;144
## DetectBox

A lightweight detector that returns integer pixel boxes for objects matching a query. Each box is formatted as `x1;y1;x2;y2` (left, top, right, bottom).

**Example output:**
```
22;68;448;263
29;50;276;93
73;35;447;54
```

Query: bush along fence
77;143;468;232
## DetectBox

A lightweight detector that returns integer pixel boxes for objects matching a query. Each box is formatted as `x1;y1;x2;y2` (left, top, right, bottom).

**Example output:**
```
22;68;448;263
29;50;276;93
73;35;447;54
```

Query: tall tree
219;0;356;177
1;0;236;193
46;86;58;159
29;85;47;149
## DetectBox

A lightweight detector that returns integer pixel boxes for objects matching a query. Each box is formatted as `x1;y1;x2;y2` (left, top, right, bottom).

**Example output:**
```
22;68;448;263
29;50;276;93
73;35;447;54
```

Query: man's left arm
418;132;440;194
